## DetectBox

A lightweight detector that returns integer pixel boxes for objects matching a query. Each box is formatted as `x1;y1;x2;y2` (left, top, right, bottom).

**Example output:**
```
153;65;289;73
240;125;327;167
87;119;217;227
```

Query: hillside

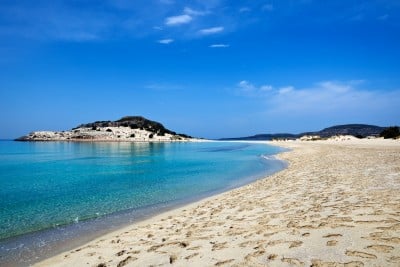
75;116;176;135
16;116;193;142
221;133;298;141
221;124;386;141
304;124;385;138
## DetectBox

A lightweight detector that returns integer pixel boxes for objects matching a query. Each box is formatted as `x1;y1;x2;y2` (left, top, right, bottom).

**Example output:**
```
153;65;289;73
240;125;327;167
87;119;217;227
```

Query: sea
0;140;286;266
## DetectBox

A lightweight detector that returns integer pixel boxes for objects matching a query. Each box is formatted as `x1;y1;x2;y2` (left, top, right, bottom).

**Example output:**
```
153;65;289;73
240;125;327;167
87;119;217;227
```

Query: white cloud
157;38;174;44
164;7;207;27
198;26;224;35
239;80;400;118
260;85;273;91
184;7;207;16
209;44;230;48
235;79;400;130
278;86;294;94
238;80;255;92
318;81;351;93
165;14;192;26
237;80;273;95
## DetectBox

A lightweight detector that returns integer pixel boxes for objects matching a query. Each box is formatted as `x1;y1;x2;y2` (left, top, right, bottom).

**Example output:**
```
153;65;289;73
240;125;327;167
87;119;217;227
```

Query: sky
0;0;399;139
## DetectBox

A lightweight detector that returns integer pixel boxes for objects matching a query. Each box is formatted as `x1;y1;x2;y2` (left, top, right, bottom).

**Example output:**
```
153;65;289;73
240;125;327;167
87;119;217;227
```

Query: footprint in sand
214;259;235;266
169;255;177;264
323;233;343;238
326;240;338;246
244;249;265;261
289;240;303;248
281;257;304;266
184;252;199;260
116;250;126;256
345;250;377;259
311;259;364;267
117;256;137;267
381;237;400;244
388;256;400;263
211;241;228;251
366;244;394;253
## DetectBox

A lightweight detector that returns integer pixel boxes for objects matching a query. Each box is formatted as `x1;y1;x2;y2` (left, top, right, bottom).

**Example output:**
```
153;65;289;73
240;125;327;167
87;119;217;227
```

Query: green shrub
380;126;400;139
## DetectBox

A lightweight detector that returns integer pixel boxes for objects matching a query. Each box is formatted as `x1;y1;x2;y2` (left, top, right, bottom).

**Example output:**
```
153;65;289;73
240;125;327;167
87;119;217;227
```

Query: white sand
35;139;400;267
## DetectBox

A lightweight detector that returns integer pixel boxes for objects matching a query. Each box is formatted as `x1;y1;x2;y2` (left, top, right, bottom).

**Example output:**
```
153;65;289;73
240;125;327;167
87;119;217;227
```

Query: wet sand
35;139;400;266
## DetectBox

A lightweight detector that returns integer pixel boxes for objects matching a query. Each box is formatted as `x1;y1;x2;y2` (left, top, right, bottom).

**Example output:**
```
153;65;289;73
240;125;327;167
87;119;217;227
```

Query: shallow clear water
0;140;285;265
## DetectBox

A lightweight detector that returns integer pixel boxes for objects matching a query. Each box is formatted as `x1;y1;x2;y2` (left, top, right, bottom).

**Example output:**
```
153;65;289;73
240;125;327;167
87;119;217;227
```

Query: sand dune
36;139;400;267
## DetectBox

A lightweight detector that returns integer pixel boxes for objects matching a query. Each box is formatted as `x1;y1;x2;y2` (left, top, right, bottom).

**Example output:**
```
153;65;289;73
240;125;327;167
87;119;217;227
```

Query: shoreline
34;139;400;266
0;141;285;267
13;138;206;143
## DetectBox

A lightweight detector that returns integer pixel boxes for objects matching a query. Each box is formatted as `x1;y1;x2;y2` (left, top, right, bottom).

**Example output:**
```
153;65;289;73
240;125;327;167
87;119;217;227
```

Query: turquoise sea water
0;140;285;265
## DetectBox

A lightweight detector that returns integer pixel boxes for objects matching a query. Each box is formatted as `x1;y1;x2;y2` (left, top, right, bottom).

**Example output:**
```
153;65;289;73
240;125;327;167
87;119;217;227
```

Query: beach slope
36;139;400;266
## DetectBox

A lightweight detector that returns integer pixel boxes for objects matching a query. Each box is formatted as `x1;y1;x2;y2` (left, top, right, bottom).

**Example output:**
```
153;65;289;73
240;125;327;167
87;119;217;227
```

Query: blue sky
0;0;399;139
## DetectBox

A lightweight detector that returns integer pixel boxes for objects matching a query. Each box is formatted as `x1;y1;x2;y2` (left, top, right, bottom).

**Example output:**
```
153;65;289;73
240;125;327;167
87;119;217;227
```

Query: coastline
0;140;284;267
34;139;400;266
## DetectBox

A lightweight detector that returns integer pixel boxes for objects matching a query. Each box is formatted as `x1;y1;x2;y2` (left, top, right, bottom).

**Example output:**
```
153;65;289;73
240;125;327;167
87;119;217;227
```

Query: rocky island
16;116;194;142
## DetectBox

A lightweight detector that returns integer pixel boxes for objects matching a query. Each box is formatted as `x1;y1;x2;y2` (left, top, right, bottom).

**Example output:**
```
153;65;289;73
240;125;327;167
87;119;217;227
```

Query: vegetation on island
380;126;400;139
221;124;388;141
15;116;193;141
73;116;191;138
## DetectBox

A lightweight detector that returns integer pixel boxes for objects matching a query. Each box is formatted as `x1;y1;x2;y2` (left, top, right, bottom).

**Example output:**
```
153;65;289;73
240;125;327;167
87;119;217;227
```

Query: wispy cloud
2;1;398;43
237;80;400;122
278;86;294;94
237;80;273;96
198;26;224;35
158;38;174;44
165;14;192;26
209;44;230;48
238;80;255;92
164;6;208;27
0;0;183;41
183;7;208;16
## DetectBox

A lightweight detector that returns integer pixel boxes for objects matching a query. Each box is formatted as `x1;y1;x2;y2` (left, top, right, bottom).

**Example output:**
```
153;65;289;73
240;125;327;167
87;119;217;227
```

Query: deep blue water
0;140;285;266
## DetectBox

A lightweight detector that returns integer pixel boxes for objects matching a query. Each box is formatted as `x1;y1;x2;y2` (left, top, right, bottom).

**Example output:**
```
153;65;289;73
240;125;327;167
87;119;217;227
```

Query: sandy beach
35;139;400;267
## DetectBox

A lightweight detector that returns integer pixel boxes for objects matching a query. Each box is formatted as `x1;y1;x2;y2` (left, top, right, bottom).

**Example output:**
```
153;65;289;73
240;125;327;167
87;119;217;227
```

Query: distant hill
220;124;386;141
75;116;179;136
221;133;298;141
16;116;193;141
306;124;385;138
